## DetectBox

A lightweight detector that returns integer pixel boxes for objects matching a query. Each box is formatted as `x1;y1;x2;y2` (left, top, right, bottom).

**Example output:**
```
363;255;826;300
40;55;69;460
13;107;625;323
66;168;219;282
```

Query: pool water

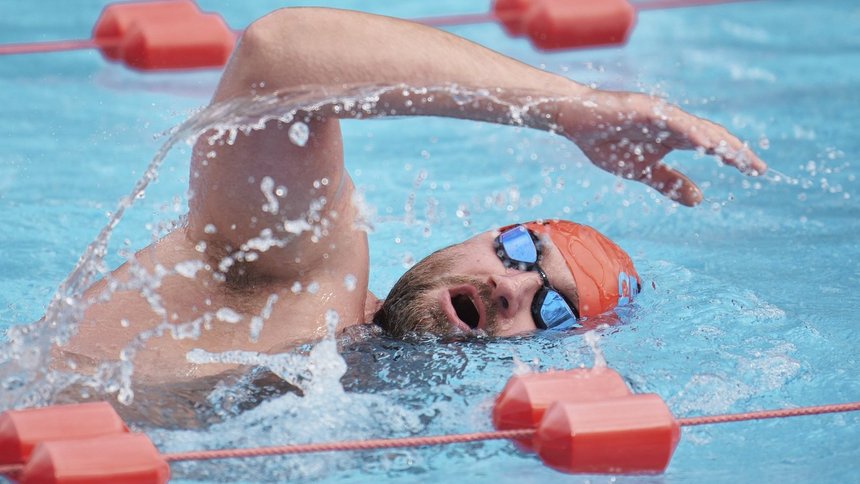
1;0;859;482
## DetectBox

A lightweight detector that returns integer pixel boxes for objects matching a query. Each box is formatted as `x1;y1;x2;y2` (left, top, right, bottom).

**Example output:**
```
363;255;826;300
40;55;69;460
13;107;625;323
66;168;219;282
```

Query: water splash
249;294;278;343
0;83;577;414
582;328;607;369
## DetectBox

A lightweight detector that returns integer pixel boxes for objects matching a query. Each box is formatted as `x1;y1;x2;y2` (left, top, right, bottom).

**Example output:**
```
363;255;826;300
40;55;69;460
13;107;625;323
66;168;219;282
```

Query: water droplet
260;176;279;214
343;274;357;292
289;122;309;147
249;316;263;343
215;307;242;324
175;260;205;278
204;224;217;234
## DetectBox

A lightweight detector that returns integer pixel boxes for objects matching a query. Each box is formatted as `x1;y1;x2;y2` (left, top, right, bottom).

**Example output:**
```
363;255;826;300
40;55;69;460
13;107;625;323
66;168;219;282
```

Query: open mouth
440;285;486;332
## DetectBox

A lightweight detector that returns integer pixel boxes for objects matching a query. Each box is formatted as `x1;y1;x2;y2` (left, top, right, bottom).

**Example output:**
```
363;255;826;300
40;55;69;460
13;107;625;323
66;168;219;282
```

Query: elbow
226;9;305;94
229;8;332;89
212;8;340;101
234;9;287;65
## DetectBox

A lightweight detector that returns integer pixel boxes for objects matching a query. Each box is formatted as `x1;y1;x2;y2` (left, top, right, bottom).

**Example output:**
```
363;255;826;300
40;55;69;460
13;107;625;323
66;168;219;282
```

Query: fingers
639;163;703;207
665;110;768;176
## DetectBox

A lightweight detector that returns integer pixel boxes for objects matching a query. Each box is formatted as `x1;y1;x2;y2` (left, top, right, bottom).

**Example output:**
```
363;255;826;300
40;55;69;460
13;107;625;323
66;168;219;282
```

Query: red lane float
492;368;629;449
92;0;235;70
535;394;680;474
0;402;127;466
492;0;533;35
21;433;169;484
525;0;636;50
493;368;680;474
493;0;637;50
0;402;167;484
92;0;198;60
20;434;170;484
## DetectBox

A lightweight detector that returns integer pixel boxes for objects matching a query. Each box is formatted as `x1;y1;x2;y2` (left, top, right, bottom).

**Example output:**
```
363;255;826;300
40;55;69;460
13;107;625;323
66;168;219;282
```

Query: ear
364;291;383;323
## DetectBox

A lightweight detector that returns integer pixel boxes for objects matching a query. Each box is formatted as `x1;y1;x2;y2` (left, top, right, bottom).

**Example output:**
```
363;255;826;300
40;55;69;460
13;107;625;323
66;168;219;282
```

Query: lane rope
677;401;860;427
162;429;534;462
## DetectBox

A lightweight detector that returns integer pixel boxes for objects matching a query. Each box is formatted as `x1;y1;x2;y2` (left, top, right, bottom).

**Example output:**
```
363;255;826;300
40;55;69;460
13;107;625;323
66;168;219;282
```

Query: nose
489;271;543;319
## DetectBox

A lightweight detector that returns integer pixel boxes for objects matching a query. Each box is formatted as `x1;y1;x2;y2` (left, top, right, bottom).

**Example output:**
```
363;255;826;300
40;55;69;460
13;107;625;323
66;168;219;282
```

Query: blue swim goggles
493;225;580;331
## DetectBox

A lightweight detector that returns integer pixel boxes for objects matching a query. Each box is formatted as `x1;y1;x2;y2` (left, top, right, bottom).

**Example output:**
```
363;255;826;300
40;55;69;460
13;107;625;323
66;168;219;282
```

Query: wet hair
373;245;459;338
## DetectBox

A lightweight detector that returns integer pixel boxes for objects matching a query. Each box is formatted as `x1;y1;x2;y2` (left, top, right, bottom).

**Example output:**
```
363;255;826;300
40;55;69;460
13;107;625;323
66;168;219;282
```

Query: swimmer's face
425;230;580;336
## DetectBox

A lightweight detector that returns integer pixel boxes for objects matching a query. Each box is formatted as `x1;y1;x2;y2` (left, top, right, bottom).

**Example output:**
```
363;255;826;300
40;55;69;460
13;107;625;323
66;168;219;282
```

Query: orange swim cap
520;220;640;318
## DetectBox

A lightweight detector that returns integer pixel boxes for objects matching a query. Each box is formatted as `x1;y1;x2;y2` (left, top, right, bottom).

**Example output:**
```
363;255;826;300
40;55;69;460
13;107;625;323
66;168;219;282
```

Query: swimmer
57;8;766;385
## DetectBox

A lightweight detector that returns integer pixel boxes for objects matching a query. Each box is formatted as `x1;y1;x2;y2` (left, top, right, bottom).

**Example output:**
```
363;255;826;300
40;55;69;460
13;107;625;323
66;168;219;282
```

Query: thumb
639;164;703;206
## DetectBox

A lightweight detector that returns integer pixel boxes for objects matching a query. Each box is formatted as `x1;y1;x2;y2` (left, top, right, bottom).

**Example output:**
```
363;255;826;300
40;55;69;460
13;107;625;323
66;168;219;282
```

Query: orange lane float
492;0;637;50
0;401;128;466
492;368;680;474
0;402;167;483
492;0;533;35
0;0;236;71
526;0;636;50
21;433;169;484
492;367;630;449
535;394;680;474
92;0;235;70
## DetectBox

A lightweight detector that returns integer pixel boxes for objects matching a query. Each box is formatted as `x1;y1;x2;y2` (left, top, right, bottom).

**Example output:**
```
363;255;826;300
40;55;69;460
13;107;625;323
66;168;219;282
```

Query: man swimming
58;8;766;386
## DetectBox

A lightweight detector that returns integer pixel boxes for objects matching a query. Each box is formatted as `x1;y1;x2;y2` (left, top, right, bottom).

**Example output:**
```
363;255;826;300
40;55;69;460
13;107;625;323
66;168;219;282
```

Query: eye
451;294;480;329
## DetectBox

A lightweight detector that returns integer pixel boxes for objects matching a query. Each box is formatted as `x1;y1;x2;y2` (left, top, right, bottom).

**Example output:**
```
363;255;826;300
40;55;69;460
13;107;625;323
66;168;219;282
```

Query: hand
557;89;767;206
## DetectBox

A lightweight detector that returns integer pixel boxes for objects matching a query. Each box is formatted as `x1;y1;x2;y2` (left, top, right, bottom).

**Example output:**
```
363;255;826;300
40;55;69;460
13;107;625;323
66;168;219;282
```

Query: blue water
1;0;859;482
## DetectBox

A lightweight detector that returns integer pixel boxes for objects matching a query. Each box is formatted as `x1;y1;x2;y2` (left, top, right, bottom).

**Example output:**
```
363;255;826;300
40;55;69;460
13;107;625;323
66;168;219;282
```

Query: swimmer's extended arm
239;8;762;197
190;8;766;279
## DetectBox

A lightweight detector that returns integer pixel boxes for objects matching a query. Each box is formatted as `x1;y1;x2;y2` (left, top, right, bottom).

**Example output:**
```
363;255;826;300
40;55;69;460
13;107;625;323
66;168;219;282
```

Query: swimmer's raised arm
228;8;762;196
190;7;766;282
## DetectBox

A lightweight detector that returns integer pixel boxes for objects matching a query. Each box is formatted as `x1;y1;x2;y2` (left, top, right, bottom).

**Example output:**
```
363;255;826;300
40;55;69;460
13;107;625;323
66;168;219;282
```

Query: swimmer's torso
61;227;372;385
